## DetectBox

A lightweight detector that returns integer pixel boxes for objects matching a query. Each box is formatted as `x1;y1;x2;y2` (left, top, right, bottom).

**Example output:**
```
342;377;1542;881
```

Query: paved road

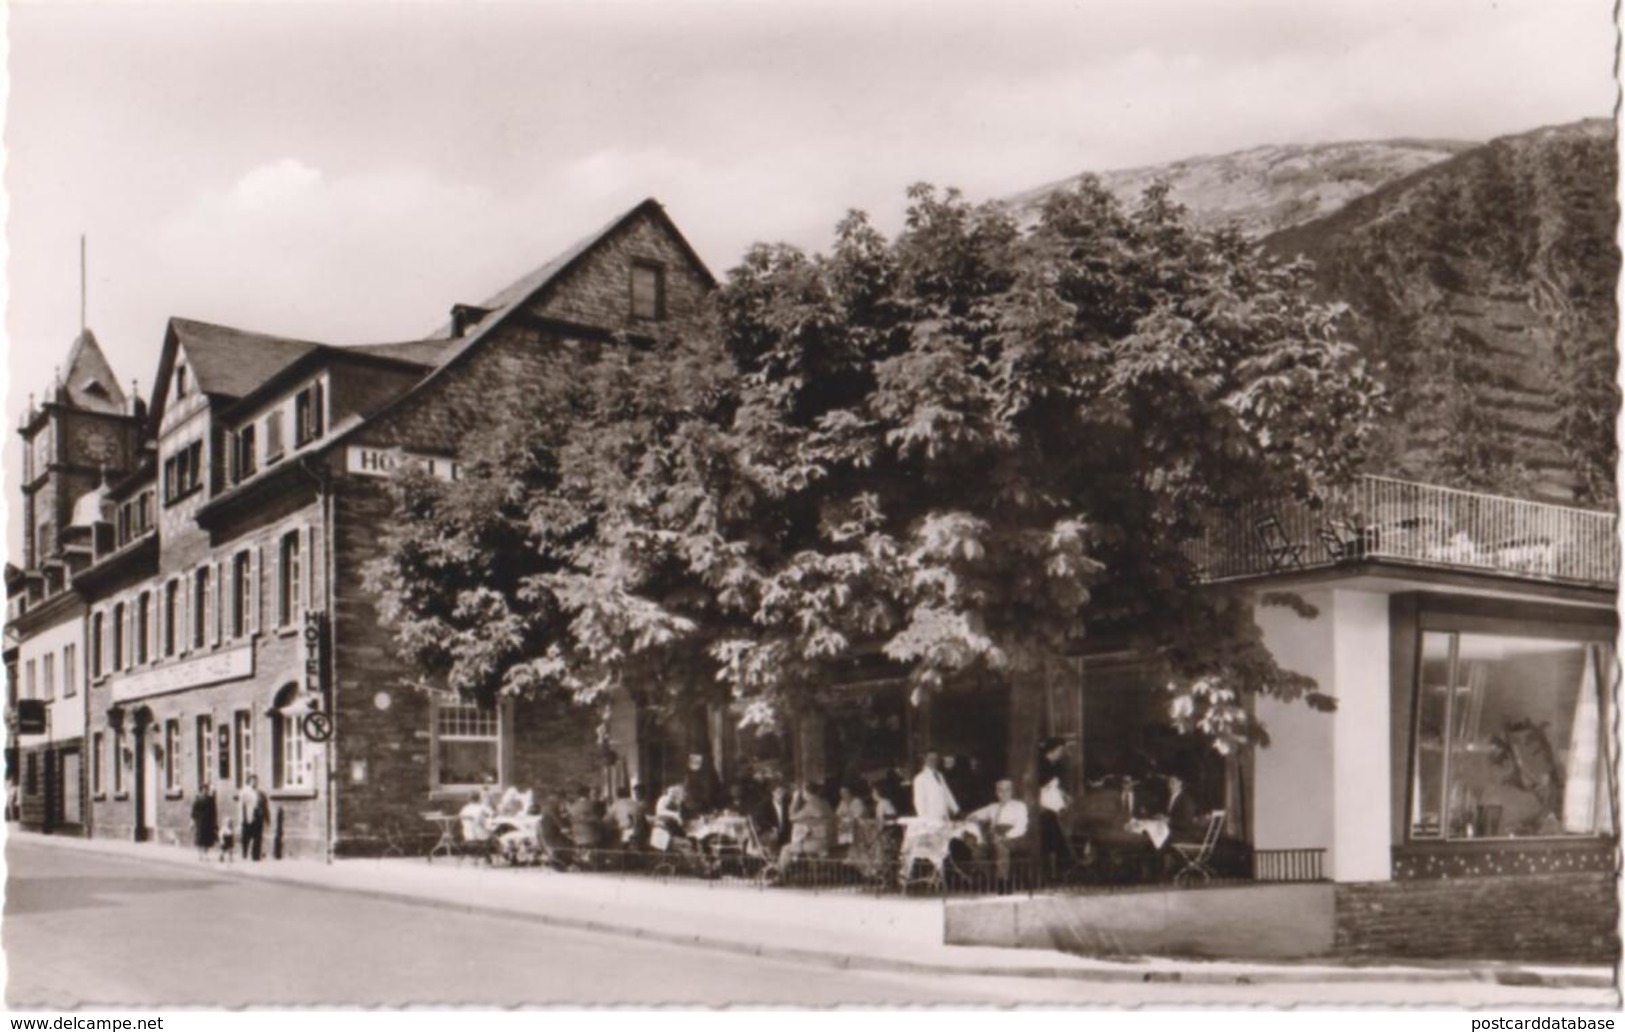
4;839;1615;1008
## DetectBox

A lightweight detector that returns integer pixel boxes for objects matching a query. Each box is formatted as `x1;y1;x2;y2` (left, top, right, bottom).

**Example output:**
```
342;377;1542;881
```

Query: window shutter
213;563;224;646
313;381;325;437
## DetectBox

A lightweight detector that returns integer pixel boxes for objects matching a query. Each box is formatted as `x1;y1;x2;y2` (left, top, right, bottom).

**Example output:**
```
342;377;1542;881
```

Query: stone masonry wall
1334;874;1619;963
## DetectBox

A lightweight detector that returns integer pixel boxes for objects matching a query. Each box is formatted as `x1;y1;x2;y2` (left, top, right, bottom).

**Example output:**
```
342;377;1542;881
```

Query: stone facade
1334;874;1620;963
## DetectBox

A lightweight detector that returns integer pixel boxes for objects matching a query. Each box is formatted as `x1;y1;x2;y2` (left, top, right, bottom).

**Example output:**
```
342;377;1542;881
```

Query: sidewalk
8;829;1615;992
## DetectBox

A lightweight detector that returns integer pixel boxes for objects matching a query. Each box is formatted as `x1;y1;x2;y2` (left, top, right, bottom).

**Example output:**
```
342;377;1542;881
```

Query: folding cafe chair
1170;810;1226;886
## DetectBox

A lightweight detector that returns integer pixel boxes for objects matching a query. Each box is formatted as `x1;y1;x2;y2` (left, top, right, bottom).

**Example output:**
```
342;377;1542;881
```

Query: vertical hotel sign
301;610;334;743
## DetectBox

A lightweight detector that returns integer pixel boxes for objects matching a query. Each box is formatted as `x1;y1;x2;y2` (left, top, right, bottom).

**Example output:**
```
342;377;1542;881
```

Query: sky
1;0;1616;559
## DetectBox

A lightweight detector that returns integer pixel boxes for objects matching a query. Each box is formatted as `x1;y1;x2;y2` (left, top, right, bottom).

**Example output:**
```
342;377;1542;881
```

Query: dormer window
175;365;189;399
295;382;325;446
163;440;203;504
265;410;286;464
233;424;258;484
631;261;665;321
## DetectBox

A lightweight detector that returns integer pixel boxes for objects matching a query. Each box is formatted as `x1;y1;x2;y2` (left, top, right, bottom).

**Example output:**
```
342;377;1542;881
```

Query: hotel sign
302;610;333;742
111;643;254;703
345;446;460;482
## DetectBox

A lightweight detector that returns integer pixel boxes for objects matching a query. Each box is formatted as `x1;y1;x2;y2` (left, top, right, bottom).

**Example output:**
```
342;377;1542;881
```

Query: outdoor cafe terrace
1189;475;1620;590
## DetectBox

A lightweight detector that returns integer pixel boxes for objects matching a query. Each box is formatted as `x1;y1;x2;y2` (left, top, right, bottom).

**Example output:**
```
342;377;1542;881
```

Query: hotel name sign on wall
111;643;255;703
345;446;461;482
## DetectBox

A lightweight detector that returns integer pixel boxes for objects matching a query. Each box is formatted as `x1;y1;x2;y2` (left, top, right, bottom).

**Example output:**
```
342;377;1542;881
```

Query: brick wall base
1334;873;1620;964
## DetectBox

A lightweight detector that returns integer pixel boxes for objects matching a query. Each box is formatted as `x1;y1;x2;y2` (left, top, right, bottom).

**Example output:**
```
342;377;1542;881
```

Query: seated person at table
607;785;647;847
868;781;899;822
834;784;868;846
565;785;604;849
682;753;724;815
778;783;835;866
751;780;792;850
531;795;574;869
652;784;690;851
458;790;493;836
966;778;1032;882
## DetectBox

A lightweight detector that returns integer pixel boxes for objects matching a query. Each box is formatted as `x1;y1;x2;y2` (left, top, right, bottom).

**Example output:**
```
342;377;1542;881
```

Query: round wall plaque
373;691;392;711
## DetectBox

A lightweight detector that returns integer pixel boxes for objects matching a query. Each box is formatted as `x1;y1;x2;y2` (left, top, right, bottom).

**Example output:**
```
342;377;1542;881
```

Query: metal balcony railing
1191;475;1619;588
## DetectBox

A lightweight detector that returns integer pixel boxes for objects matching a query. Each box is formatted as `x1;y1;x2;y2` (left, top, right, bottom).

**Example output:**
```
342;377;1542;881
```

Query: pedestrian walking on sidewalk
219;818;236;862
191;783;219;860
239;775;269;861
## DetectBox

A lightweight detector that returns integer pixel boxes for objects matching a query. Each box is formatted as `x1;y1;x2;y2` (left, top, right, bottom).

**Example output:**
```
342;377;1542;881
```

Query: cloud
228;158;323;210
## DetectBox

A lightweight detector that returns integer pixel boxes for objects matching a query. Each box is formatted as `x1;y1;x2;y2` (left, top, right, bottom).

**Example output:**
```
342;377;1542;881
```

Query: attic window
82;378;110;400
176;365;189;399
630;262;665;322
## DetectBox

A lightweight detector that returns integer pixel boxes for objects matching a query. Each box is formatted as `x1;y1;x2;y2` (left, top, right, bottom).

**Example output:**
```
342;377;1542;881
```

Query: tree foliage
365;180;1384;754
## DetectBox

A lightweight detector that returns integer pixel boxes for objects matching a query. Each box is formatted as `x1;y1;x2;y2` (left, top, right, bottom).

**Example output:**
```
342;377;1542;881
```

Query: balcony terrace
1192;475;1619;590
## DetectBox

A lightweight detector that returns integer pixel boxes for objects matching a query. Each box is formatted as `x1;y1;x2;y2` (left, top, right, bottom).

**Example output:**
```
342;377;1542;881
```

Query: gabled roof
148;318;452;430
166;318;323;401
429;197;717;338
58;329;128;415
345;339;458;366
341;198;712;445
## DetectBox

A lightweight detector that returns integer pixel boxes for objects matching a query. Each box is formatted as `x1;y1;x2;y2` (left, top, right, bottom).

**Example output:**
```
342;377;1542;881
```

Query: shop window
278;532;301;626
295;382;325;446
136;592;151;664
92;732;104;797
197;715;214;791
630;261;665;321
193;567;211;649
231;552;252;638
164;720;181;793
24;753;36;797
233;710;253;789
62;645;76;699
1410;631;1616;841
41;653;54;702
431;699;500;789
272;686;310;791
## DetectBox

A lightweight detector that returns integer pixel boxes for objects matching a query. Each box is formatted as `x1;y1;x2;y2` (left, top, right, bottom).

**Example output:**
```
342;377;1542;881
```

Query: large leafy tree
365;180;1383;769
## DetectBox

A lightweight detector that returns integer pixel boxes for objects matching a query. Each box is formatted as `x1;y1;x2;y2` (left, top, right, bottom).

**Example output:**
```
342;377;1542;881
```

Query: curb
10;832;1615;991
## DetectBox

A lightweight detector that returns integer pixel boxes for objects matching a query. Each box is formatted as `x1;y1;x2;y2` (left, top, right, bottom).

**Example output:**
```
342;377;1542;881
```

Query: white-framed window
41;654;54;702
24;660;36;700
197;715;215;791
278;531;301;627
630;261;666;321
62;644;76;699
431;699;501;790
164;719;181;792
92;731;104;797
231;551;252;638
193;567;211;649
272;687;310;791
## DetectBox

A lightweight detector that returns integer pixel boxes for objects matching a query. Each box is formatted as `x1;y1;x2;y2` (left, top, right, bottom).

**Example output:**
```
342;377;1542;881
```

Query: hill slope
1264;118;1619;504
1008;138;1474;237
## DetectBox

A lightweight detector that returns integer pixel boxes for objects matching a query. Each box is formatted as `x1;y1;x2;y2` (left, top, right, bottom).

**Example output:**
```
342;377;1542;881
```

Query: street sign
301;711;334;743
15;699;46;735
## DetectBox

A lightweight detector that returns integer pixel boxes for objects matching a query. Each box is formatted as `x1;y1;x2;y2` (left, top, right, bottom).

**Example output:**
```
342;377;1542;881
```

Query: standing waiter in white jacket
911;751;960;823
